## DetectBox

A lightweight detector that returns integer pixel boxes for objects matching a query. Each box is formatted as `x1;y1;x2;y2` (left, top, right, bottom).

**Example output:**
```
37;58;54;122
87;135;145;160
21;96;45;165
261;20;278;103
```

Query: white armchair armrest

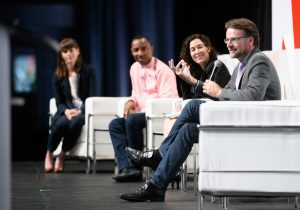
116;97;131;118
145;98;182;150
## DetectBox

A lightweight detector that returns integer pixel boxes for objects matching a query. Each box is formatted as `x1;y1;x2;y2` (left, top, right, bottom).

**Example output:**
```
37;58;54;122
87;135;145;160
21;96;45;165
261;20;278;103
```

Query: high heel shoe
44;151;54;173
44;167;54;173
54;153;65;173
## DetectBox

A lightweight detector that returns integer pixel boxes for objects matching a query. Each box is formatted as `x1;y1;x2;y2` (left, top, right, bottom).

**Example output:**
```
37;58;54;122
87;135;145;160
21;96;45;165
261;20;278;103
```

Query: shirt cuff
192;80;200;94
192;80;204;95
217;89;222;98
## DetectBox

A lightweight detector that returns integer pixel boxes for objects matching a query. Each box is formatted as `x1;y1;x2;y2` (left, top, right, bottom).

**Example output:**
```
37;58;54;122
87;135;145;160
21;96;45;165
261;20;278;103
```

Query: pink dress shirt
129;57;179;111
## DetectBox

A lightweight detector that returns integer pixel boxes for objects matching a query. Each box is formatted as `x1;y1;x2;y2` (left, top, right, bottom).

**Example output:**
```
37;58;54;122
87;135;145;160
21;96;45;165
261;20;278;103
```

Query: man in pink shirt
109;35;178;182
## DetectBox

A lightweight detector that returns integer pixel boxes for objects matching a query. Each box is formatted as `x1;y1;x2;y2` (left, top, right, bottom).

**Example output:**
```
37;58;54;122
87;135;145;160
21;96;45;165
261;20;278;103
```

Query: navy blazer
52;64;96;124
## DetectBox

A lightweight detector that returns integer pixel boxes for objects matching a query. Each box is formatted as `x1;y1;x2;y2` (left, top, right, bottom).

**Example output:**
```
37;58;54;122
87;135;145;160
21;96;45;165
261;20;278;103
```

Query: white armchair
197;49;300;209
197;100;300;209
85;96;130;174
50;96;130;174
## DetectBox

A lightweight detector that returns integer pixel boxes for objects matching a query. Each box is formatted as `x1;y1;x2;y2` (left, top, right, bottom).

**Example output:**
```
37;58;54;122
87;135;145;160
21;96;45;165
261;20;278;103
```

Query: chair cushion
200;100;300;126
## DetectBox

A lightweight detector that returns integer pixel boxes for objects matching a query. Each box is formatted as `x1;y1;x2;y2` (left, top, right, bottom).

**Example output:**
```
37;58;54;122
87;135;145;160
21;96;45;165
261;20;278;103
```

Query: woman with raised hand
164;34;231;137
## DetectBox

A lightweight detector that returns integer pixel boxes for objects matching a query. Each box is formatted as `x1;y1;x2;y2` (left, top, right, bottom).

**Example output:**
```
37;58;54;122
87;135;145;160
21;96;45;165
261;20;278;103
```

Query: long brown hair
54;38;83;78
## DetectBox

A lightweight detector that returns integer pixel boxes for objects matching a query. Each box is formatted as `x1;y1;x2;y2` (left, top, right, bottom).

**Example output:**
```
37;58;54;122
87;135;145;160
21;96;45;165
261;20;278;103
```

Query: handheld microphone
209;60;222;80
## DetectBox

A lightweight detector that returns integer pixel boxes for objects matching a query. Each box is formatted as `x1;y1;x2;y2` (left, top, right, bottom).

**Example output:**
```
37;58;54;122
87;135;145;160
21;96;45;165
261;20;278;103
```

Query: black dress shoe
112;167;143;182
120;182;165;202
126;147;162;170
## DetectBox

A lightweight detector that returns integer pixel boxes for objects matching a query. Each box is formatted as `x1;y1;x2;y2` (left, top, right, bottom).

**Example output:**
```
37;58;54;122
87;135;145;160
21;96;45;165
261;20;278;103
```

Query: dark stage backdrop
82;0;271;97
0;0;271;160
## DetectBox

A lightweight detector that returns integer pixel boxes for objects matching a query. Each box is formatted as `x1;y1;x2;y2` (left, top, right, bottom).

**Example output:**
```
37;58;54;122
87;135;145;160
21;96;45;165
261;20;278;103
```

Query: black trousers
47;114;84;152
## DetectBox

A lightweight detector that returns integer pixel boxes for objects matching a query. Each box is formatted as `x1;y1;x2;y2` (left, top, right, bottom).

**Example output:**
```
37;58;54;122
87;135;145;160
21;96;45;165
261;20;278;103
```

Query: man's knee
109;117;123;130
186;99;203;109
181;123;199;143
181;122;197;132
126;114;144;129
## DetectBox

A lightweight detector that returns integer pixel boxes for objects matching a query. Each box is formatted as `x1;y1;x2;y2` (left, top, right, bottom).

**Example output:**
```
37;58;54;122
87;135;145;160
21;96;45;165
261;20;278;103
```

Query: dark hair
179;33;218;77
225;18;260;48
55;37;82;78
131;35;152;45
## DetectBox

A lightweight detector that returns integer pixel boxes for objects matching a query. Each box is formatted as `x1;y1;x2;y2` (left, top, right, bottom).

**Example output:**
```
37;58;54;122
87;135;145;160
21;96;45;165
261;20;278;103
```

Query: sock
153;149;162;161
143;151;153;158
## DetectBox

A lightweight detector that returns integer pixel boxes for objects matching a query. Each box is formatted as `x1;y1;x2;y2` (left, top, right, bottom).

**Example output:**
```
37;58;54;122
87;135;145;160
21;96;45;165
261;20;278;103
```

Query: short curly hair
225;18;260;48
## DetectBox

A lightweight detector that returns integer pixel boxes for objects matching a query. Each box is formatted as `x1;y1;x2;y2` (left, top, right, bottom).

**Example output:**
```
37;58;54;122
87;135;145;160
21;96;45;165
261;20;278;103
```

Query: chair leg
184;161;187;191
93;159;96;174
180;161;188;191
193;144;197;195
294;196;298;208
114;159;118;176
222;197;229;209
288;197;293;204
211;196;216;203
86;158;90;174
198;194;203;210
180;165;185;190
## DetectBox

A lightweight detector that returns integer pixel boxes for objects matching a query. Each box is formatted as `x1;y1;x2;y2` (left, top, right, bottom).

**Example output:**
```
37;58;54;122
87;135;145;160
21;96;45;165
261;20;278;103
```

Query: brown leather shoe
44;151;54;173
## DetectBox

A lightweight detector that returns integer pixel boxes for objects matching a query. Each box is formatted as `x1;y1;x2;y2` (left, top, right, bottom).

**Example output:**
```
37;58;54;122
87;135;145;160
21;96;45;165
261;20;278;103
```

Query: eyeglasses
224;36;249;45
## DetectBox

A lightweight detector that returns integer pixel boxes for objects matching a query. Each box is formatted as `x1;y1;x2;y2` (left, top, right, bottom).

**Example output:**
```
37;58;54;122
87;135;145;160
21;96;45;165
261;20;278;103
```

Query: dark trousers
48;114;85;152
150;99;205;191
109;112;146;172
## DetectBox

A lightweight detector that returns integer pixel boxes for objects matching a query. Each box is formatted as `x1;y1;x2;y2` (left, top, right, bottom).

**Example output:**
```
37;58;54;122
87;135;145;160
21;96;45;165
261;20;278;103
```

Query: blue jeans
109;112;146;172
149;99;205;191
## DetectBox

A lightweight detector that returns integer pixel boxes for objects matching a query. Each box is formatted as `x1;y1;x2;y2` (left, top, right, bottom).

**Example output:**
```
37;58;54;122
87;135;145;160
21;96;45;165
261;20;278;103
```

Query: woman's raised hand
168;59;188;75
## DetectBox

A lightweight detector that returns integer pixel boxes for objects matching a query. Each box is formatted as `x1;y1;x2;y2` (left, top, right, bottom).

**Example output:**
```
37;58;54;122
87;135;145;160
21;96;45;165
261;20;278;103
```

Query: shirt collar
139;57;156;70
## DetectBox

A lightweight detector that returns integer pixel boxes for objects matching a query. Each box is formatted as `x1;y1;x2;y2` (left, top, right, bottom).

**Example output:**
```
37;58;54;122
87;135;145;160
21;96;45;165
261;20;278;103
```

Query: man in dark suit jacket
120;18;281;202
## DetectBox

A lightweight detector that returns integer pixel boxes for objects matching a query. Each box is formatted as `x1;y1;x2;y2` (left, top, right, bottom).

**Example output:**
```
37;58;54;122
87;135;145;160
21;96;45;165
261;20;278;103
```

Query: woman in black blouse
164;34;231;137
169;33;231;100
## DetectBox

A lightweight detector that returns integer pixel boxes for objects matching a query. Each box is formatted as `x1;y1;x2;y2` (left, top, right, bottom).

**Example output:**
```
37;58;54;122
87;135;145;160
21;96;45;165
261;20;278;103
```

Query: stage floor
12;160;296;210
